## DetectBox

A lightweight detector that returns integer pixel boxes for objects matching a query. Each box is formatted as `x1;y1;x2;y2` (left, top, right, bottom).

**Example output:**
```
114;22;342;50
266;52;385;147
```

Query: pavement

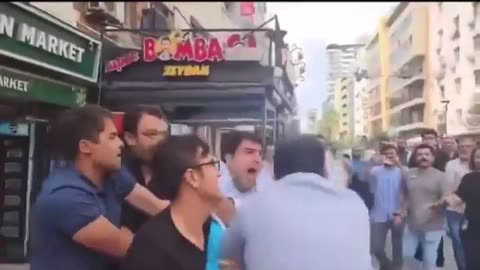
372;233;457;270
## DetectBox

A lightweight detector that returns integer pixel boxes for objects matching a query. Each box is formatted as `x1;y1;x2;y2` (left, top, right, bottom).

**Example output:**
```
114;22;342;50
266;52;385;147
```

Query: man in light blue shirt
221;135;372;270
369;144;407;270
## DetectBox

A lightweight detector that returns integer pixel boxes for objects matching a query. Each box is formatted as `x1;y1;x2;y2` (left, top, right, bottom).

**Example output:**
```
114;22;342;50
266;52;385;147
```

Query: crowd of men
348;130;480;270
27;104;480;270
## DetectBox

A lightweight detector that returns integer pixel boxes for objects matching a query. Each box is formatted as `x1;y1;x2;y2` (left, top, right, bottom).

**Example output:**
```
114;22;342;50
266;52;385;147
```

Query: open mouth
247;168;258;175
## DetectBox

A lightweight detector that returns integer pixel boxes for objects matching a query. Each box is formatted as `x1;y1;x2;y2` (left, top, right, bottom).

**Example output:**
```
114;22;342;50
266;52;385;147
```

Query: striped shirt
369;165;404;223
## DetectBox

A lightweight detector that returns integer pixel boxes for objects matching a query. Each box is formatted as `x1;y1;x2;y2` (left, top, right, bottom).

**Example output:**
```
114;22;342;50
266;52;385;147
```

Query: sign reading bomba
105;31;225;77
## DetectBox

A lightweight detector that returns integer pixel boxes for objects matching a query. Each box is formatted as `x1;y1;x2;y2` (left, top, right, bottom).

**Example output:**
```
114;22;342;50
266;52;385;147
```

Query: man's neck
417;166;431;171
459;157;469;164
75;158;106;190
170;194;211;250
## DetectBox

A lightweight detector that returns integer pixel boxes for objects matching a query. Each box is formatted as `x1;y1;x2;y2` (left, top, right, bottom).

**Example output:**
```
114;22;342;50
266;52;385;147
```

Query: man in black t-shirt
121;135;223;270
120;105;170;232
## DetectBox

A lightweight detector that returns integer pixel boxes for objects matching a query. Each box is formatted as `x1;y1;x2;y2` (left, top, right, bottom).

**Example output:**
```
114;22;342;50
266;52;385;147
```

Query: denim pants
446;210;466;270
403;225;444;270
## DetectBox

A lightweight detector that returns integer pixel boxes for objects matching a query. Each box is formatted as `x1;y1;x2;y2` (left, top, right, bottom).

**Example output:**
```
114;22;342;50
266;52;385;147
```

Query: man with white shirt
220;131;265;200
444;136;474;270
221;135;372;270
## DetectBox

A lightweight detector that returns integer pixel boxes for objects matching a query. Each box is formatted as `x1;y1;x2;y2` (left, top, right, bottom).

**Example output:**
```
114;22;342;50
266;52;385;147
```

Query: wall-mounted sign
0;122;29;137
143;31;224;63
105;52;139;73
163;65;210;77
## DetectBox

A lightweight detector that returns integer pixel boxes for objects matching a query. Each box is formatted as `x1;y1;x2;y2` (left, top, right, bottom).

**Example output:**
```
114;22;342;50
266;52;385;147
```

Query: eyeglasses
141;130;169;140
191;159;221;171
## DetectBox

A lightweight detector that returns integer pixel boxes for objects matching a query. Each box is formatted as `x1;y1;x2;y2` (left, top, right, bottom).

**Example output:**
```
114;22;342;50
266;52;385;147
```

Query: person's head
149;135;222;205
343;153;351;160
224;131;262;193
160;37;171;50
396;139;407;151
380;144;398;166
458;136;476;162
414;143;435;168
441;136;457;154
421;129;438;149
123;105;169;162
469;147;480;171
274;135;325;179
51;105;123;173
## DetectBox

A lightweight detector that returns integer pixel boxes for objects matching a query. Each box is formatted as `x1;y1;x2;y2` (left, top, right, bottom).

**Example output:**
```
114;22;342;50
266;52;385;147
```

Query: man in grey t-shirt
402;144;449;270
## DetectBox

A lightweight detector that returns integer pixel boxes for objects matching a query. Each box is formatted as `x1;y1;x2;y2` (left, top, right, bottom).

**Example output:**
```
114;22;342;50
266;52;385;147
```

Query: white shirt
445;158;470;213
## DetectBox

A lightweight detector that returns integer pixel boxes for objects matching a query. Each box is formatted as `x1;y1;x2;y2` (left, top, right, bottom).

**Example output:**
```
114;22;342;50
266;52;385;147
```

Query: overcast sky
267;2;397;131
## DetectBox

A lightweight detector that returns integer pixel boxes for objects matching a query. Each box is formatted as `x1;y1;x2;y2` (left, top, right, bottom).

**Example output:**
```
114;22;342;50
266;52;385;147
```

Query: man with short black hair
121;135;222;270
369;144;407;270
120;104;170;232
403;144;449;270
221;135;371;270
221;131;264;200
31;105;168;270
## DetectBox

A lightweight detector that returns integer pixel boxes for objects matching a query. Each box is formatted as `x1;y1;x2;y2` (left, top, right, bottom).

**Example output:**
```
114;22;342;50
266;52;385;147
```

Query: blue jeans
403;225;444;270
446;210;466;270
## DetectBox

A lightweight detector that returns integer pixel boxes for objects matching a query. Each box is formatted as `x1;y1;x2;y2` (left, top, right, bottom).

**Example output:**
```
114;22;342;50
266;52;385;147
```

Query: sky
266;2;398;131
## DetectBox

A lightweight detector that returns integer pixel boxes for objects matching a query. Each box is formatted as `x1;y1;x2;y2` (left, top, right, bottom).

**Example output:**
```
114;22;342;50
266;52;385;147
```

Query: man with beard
403;144;449;270
397;139;409;166
121;135;223;270
31;105;169;270
408;129;450;267
120;105;170;232
221;131;263;201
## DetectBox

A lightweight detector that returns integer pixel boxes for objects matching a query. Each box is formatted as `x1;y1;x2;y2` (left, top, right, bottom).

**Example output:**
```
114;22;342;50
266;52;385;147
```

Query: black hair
50;105;113;161
123;105;166;135
222;131;262;157
469;147;480;171
274;135;325;179
343;154;351;159
149;135;209;200
421;129;438;138
380;143;398;154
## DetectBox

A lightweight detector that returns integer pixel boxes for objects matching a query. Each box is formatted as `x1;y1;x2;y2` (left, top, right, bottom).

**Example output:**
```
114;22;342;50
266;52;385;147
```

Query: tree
316;105;339;141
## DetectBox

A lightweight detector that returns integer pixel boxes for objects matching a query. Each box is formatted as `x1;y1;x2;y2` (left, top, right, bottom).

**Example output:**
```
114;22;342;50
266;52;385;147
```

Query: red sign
112;112;125;136
226;33;256;48
143;32;224;63
105;52;140;73
240;2;255;16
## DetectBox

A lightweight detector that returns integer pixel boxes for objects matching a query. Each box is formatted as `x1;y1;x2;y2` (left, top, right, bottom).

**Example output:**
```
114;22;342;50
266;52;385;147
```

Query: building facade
326;44;363;101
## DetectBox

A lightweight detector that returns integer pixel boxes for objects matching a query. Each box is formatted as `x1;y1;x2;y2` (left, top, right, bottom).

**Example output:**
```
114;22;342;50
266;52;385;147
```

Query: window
454;47;460;63
475;70;480;86
440;85;445;99
453;15;460;40
474;35;480;51
455;78;462;94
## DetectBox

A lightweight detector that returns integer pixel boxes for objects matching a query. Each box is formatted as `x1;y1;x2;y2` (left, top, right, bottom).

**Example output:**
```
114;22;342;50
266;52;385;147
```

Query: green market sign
0;66;86;108
0;2;101;83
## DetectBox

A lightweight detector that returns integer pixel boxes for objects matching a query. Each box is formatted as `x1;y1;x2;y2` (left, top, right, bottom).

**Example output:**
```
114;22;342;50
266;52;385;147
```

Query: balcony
390;103;425;133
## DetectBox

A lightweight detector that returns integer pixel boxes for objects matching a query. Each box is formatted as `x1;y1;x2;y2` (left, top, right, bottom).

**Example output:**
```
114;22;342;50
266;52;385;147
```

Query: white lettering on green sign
0;75;28;92
0;13;85;63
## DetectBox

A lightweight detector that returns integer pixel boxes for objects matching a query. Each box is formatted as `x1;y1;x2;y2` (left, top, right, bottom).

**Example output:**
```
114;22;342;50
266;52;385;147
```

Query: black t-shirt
120;207;212;270
456;171;480;236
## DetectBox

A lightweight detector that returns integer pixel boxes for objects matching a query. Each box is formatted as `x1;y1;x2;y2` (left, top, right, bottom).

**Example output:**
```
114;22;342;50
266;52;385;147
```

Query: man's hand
430;199;447;210
125;184;170;216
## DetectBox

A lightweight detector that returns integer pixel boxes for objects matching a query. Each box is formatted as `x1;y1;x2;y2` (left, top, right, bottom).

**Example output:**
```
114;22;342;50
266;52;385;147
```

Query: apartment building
332;77;355;141
326;44;363;98
432;2;480;136
353;47;370;138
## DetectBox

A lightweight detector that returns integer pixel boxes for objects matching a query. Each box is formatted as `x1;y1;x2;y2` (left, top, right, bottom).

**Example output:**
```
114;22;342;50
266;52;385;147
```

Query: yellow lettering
163;65;210;76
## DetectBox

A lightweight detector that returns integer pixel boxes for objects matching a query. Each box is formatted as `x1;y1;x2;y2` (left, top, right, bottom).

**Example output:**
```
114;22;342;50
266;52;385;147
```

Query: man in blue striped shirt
369;144;407;270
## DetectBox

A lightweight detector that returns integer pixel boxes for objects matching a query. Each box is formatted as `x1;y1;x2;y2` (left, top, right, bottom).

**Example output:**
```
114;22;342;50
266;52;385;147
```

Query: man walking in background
444;136;474;270
369;144;406;270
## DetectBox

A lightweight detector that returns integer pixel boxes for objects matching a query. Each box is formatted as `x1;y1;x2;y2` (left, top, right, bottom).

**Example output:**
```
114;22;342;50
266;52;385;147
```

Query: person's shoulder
136;208;172;239
462;171;479;181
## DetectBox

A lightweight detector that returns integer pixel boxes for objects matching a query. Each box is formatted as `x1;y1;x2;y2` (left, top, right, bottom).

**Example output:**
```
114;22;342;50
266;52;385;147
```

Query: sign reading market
105;31;225;77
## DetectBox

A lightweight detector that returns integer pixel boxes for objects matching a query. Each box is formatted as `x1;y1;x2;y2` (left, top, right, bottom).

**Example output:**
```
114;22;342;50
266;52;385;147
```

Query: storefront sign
163;65;210;77
0;2;101;83
0;66;86;107
105;52;140;73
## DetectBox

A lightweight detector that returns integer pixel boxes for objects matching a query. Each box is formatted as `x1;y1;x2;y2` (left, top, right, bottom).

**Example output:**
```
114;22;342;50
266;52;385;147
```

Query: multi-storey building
326;44;363;100
332;77;355;141
432;2;480;136
353;47;370;139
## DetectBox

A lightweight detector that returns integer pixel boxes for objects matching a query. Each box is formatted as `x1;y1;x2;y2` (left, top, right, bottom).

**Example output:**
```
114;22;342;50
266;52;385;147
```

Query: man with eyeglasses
120;105;171;233
121;135;223;270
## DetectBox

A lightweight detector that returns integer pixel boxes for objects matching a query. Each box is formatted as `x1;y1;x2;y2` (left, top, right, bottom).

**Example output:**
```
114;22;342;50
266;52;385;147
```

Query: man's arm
45;188;133;258
125;184;170;216
113;168;170;216
397;166;409;217
220;207;247;268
